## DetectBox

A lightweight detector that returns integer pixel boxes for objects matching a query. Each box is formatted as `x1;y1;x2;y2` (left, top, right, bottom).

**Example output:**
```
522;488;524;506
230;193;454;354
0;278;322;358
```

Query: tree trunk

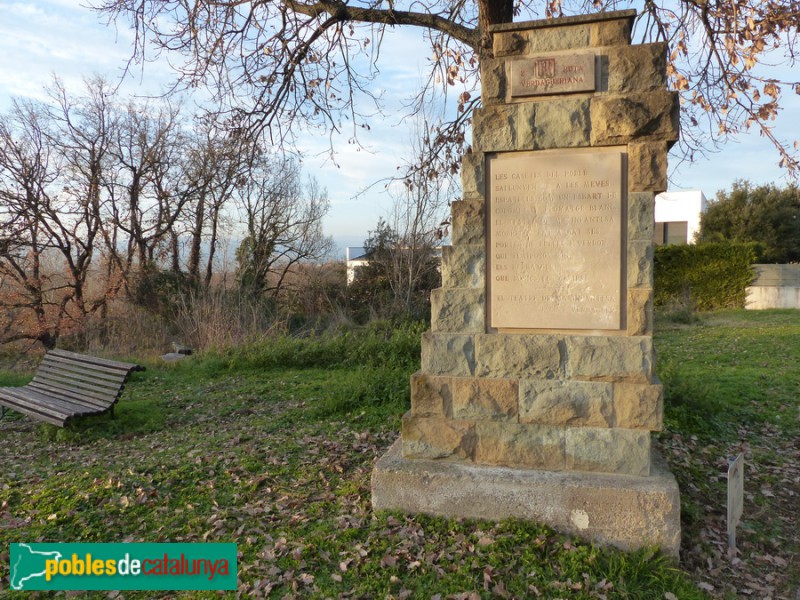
187;192;205;281
477;0;514;51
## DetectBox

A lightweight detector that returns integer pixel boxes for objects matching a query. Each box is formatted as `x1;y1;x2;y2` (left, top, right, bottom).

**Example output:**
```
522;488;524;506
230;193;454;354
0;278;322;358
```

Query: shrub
654;242;757;310
130;265;198;320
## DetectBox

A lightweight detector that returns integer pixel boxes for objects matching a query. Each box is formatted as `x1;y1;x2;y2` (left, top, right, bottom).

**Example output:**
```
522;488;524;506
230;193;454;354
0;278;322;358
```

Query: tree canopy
94;0;800;177
698;180;800;263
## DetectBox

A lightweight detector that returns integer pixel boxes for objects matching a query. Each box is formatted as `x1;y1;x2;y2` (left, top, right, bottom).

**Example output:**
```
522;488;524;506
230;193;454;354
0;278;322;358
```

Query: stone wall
746;264;800;309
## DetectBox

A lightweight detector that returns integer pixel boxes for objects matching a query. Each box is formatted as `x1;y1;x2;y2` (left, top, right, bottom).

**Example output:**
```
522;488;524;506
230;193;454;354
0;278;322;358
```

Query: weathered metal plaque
488;150;623;331
511;53;596;97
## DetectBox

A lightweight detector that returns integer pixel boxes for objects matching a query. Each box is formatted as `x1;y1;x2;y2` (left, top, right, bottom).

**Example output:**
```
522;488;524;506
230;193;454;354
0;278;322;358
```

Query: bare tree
182;125;248;287
349;138;449;320
235;153;333;297
94;0;800;175
45;76;121;333
0;91;115;348
0;100;64;348
382;114;453;312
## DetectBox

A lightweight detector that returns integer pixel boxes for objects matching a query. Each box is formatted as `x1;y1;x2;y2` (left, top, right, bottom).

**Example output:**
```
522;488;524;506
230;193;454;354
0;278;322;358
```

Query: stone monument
371;10;681;557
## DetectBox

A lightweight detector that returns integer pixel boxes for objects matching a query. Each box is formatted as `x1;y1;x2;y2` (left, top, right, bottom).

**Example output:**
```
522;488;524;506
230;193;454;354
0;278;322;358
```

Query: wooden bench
0;349;145;427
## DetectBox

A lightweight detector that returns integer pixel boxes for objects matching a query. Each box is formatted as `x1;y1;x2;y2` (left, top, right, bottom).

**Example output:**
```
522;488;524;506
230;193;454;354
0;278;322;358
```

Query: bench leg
0;406;6;421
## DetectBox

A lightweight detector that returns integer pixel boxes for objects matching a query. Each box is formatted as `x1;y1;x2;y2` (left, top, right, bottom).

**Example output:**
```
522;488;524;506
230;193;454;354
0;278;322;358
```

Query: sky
1;1;798;258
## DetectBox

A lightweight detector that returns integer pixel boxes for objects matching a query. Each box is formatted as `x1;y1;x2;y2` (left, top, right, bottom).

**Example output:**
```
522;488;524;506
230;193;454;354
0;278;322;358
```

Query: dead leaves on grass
659;421;800;599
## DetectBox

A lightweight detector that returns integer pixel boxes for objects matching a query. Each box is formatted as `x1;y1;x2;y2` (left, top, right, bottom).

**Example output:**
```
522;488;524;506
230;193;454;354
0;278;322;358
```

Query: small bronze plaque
511;53;596;97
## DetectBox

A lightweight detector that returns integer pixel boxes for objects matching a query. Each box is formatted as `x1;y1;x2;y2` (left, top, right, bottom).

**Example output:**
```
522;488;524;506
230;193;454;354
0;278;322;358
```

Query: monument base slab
371;439;680;558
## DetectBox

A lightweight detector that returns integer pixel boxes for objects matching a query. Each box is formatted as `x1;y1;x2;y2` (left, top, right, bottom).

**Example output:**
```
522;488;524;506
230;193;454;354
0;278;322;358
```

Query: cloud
0;0;172;107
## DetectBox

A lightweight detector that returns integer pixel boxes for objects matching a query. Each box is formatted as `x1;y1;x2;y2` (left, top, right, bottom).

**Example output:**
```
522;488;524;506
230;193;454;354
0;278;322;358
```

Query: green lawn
655;309;800;597
1;312;798;598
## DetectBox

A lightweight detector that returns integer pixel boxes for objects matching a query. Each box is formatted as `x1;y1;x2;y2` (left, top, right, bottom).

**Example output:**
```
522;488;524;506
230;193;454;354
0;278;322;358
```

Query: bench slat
0;387;96;415
37;359;129;385
47;349;142;373
22;386;110;413
28;379;119;407
41;354;138;378
32;376;124;400
0;389;76;426
32;370;125;398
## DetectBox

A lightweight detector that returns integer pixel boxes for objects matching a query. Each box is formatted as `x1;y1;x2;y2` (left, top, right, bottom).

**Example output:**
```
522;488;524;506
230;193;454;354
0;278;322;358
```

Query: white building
654;190;708;245
345;247;369;284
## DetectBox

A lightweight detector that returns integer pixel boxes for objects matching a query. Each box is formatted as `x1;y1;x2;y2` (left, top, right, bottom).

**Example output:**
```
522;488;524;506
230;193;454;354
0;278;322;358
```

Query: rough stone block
590;91;680;146
411;374;520;421
520;379;614;427
515;102;537;149
565;336;653;383
420;332;475;377
607;43;667;93
475;334;563;379
372;439;681;557
402;413;476;460
451;377;519;421
590;18;632;47
431;288;485;333
442;245;485;289
494;21;635;57
461;153;484;198
565;427;651;476
628;240;655;288
410;372;449;418
472;104;519;152
481;56;506;105
629;142;668;193
525;25;591;54
532;98;591;149
627;287;653;336
613;380;663;430
476;421;565;469
450;198;485;246
493;31;529;57
628;191;656;241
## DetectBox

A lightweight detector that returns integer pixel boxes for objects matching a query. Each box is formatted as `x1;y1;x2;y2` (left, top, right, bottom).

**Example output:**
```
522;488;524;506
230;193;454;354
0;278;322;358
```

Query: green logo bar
9;543;237;591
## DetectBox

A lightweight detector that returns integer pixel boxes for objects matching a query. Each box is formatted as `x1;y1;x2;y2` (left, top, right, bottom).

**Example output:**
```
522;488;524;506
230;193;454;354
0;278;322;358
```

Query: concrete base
372;439;681;558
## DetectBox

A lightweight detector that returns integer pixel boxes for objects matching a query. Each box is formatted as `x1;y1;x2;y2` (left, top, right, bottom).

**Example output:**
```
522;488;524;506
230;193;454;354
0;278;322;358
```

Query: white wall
346;247;368;284
654;190;708;243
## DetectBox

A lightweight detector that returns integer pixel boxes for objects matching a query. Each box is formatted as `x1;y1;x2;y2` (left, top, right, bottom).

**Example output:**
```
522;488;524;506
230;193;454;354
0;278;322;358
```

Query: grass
1;313;798;597
654;309;800;597
656;309;800;439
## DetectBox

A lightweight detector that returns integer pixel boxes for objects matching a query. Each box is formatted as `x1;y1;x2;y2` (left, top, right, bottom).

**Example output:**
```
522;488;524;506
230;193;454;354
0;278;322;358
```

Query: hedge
653;242;758;310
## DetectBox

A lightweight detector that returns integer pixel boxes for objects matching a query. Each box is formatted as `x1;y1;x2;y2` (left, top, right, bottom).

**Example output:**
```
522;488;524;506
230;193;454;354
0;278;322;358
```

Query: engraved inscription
511;53;596;97
488;151;623;330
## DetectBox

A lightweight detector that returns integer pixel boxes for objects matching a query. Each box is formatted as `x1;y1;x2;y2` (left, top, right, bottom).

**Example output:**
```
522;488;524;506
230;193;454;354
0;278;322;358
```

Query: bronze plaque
488;150;624;331
511;53;596;97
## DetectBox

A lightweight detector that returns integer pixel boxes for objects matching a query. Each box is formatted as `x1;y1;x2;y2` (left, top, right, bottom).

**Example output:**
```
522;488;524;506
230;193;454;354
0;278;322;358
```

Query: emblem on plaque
532;58;556;79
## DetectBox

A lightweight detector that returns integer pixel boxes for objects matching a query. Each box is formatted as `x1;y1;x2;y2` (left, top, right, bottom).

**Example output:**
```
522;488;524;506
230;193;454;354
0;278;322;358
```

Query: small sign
727;453;744;556
511;53;596;97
